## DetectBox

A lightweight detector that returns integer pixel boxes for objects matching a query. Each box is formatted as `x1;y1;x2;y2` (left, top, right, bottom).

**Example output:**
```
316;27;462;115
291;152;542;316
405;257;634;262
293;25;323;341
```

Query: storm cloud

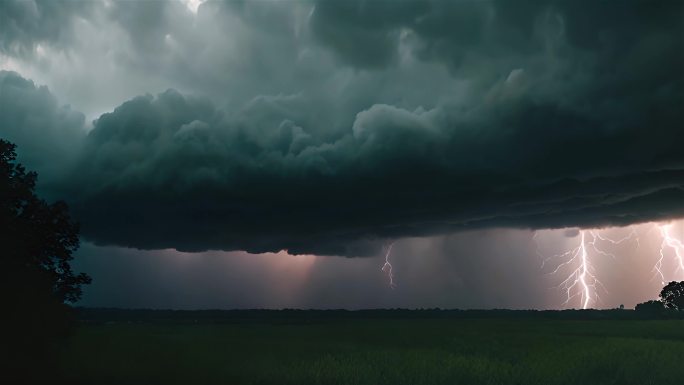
0;71;85;188
1;0;682;256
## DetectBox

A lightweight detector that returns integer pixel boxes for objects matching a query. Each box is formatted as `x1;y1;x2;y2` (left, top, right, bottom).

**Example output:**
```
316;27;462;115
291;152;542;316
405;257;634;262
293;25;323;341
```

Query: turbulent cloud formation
0;0;682;256
0;0;92;56
0;71;85;188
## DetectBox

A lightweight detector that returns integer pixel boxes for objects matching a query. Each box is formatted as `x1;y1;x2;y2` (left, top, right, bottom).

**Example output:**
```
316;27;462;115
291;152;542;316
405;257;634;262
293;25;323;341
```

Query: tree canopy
1;139;90;307
634;300;665;313
660;281;684;311
2;138;91;380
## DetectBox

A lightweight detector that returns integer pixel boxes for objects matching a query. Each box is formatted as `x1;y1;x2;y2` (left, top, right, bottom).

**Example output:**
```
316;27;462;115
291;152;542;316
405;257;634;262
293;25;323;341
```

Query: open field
58;311;684;385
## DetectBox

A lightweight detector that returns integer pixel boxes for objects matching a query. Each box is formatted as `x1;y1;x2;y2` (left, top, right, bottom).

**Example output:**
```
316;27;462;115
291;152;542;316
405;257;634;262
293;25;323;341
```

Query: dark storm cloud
310;0;683;73
0;71;85;188
310;0;430;68
65;86;683;255
0;0;93;56
563;229;580;238
1;0;682;256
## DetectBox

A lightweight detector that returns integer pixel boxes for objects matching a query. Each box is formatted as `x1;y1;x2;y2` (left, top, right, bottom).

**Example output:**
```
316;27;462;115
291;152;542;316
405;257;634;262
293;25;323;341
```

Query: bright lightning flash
539;222;684;309
381;243;396;289
653;223;684;284
540;229;637;309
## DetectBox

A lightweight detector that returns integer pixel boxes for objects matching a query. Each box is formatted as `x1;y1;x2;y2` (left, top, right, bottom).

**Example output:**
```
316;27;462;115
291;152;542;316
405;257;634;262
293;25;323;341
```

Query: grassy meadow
58;313;684;385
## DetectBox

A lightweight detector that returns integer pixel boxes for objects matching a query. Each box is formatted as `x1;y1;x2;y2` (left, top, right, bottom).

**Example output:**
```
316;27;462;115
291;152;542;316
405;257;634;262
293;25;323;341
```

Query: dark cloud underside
0;0;682;256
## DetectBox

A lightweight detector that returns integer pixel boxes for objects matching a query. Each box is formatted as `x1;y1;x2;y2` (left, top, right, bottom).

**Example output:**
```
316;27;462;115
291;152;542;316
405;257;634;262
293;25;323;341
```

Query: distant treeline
76;307;684;324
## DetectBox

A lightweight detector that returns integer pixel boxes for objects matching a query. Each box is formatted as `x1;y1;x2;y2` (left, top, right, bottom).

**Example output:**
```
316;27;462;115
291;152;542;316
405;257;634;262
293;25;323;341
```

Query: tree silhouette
634;300;664;313
659;281;684;310
1;139;90;380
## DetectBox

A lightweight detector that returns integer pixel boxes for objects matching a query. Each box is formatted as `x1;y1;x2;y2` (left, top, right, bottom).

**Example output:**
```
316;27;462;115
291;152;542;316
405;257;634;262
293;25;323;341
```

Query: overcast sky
1;0;683;309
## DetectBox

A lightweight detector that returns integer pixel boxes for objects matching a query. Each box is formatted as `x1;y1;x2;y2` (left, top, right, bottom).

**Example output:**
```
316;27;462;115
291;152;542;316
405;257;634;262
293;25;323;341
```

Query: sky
1;0;683;310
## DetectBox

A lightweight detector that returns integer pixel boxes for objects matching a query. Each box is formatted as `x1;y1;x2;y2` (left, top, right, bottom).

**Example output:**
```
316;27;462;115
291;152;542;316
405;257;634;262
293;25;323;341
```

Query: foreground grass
60;318;684;385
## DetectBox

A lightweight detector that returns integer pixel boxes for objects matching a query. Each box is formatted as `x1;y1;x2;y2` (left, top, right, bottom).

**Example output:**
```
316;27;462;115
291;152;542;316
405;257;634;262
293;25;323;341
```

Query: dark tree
1;139;90;380
634;300;665;312
659;281;684;310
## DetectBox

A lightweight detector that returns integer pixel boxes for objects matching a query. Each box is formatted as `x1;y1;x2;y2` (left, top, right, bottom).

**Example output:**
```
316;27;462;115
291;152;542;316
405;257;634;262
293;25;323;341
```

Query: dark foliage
635;300;665;313
660;281;684;310
1;139;90;381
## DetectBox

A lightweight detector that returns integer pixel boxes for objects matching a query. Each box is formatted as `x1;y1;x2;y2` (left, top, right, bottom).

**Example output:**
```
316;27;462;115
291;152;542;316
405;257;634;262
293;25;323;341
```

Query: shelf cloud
1;0;682;256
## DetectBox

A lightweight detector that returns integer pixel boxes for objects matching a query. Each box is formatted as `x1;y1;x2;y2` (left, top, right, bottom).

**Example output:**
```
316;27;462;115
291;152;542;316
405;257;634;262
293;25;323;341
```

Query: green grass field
59;318;684;385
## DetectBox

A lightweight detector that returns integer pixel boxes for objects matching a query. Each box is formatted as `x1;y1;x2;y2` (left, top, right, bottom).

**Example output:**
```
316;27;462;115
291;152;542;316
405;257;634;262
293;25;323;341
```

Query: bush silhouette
1;139;90;381
634;300;665;313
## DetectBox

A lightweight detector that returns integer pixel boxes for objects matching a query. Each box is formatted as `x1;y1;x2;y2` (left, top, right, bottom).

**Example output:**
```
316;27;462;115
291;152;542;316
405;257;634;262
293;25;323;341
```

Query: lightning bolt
653;223;684;284
590;229;639;251
381;242;396;289
537;223;684;309
555;231;604;309
540;229;638;309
